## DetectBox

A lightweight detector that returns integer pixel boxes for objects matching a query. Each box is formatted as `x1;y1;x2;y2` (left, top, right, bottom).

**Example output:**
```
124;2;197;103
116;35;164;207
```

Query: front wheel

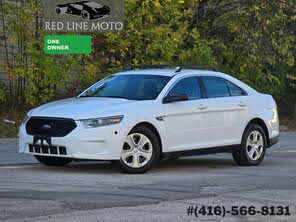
56;6;67;15
232;124;267;166
115;126;160;174
35;155;72;166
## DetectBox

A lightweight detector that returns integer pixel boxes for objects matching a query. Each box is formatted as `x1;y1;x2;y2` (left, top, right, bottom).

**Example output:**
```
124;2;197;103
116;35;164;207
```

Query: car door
199;76;249;147
163;76;207;151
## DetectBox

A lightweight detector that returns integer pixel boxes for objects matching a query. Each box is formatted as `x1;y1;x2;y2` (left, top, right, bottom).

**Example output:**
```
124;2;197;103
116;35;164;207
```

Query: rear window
227;81;245;96
202;77;230;98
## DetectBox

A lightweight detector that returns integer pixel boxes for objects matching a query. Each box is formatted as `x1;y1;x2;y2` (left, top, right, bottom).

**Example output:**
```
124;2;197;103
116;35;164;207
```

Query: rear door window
202;77;230;98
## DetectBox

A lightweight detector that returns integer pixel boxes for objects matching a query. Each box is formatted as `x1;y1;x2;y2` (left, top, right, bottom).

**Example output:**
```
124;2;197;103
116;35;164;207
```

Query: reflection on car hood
31;97;137;119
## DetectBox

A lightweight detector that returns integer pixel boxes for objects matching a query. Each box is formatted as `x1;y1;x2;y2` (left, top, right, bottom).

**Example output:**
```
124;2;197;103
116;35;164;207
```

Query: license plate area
29;144;67;155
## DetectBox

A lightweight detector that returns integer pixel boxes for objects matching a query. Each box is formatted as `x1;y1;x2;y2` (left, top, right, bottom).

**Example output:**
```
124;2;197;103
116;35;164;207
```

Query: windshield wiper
98;96;131;100
79;95;137;100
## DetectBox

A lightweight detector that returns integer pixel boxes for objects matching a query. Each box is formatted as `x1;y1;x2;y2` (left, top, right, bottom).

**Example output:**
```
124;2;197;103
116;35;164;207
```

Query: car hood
31;97;139;120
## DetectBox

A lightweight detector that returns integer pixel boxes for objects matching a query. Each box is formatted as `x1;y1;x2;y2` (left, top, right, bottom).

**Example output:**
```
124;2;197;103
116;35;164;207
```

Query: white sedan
19;66;279;173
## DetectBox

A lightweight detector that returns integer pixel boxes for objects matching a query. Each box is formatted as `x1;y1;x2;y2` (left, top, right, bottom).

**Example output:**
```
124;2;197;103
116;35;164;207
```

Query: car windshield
79;75;171;100
84;2;103;8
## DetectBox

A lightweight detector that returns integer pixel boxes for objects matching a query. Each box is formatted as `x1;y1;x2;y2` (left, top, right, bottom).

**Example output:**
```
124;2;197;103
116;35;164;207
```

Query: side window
227;81;245;96
72;4;83;10
168;77;202;100
202;77;230;98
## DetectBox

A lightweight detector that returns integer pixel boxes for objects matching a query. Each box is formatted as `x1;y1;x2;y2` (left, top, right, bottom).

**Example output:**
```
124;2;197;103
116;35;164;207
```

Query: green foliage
96;0;295;104
97;0;217;67
1;0;81;107
0;0;295;111
0;90;4;103
0;122;19;138
193;0;295;99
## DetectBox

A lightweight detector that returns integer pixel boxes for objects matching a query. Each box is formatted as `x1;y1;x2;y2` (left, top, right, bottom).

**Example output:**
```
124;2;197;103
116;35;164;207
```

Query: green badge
44;35;92;54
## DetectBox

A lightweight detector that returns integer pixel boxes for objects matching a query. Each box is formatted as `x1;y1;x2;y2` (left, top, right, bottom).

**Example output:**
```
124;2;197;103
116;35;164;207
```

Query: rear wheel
116;126;160;174
232;124;267;166
35;155;72;166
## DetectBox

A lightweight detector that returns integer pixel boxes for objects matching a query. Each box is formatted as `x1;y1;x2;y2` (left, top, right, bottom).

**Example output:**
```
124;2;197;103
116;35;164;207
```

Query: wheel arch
129;122;163;158
244;118;270;146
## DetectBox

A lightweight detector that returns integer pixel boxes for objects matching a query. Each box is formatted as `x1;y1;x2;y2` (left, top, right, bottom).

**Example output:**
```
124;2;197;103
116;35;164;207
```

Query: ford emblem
42;124;51;130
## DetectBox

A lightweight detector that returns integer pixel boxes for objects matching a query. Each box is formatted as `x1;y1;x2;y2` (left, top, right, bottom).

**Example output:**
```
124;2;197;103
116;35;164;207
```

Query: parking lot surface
0;132;295;221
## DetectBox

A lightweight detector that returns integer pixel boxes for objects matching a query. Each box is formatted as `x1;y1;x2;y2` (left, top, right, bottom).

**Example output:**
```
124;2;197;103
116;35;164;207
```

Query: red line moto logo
56;1;110;20
45;0;124;32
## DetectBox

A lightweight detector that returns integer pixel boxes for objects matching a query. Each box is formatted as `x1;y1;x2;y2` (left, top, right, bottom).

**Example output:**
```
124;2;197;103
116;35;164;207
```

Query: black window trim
201;76;248;99
163;76;205;102
226;80;248;97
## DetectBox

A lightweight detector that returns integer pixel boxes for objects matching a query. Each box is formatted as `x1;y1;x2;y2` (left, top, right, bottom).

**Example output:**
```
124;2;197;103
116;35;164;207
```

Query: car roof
75;1;92;5
115;69;258;95
115;69;228;78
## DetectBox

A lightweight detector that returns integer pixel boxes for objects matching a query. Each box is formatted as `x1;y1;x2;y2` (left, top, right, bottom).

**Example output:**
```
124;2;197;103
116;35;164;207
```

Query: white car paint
19;69;279;160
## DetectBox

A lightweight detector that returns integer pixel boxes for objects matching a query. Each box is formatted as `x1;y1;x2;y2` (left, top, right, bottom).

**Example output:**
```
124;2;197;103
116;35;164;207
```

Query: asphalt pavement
0;132;295;221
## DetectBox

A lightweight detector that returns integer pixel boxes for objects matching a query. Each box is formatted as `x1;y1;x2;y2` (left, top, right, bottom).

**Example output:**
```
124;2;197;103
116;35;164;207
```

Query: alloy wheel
246;130;264;161
121;133;153;168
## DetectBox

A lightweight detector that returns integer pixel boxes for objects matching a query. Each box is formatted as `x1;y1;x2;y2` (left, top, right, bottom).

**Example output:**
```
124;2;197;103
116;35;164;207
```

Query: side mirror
163;93;189;104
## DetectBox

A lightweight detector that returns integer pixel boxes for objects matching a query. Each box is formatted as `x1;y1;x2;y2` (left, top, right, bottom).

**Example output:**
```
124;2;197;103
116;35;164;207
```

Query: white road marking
270;149;296;153
0;165;38;169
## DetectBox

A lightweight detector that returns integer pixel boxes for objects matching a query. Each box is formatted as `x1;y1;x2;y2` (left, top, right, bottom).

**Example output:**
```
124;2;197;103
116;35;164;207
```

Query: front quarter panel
118;101;167;152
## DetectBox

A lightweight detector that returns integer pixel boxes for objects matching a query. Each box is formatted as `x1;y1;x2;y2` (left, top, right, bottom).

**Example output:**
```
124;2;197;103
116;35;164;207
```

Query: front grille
26;117;77;137
29;144;67;155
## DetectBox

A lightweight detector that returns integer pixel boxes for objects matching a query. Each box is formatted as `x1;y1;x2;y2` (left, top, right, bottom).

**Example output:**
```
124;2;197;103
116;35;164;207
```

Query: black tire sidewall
81;10;90;20
118;126;160;174
241;124;267;165
56;7;61;14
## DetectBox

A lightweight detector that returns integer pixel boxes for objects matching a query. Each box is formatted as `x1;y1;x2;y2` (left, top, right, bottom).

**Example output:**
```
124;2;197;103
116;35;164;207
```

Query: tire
168;157;179;161
56;6;67;15
232;124;267;166
115;126;161;174
81;10;91;20
35;155;72;166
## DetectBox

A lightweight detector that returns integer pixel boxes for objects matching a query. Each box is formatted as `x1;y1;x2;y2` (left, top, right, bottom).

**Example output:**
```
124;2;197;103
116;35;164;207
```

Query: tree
0;0;79;111
93;0;216;68
0;0;295;117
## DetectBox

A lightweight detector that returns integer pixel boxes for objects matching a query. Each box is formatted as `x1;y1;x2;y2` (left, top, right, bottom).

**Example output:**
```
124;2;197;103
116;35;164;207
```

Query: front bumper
18;120;126;160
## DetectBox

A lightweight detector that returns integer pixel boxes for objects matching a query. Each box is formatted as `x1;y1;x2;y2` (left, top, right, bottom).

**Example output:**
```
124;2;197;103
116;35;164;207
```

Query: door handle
197;105;207;110
238;101;247;107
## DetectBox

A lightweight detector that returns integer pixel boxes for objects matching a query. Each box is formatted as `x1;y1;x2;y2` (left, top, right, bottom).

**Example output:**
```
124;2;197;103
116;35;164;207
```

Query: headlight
22;115;30;125
81;115;124;128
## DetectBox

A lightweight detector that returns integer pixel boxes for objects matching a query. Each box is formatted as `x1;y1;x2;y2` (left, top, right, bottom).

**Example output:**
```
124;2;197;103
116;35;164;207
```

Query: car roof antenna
175;65;182;73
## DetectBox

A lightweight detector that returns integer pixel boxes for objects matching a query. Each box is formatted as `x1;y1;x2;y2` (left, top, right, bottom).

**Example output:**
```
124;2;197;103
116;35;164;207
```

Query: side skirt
161;144;241;160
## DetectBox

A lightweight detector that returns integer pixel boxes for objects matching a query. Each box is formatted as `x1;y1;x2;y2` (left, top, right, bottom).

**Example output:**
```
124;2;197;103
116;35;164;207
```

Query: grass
0;111;26;138
0;123;20;138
